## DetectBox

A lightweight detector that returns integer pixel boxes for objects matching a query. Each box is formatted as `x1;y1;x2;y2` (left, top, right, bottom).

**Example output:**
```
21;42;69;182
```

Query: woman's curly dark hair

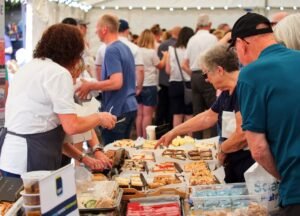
33;23;84;68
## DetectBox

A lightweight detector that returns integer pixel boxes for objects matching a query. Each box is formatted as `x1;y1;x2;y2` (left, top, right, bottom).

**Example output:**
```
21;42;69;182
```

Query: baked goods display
151;162;181;173
5;136;270;215
115;177;130;188
122;160;147;172
113;139;135;148
130;175;145;190
115;174;146;190
171;136;195;147
131;152;155;161
0;202;12;215
142;140;157;149
105;150;116;160
92;173;108;181
184;161;218;185
148;175;182;189
162;149;186;160
188;150;213;160
78;196;115;209
77;181;121;211
195;142;217;151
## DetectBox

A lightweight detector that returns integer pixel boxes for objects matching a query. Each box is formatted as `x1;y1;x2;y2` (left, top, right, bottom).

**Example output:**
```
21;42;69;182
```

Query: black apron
0;126;65;172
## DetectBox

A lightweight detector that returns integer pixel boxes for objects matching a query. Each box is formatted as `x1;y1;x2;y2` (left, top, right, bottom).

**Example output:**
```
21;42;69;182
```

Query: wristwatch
92;144;104;154
78;152;87;162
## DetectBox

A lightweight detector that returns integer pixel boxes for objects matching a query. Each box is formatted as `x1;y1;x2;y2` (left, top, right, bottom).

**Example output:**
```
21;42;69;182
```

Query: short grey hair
199;44;239;73
197;14;210;28
274;14;300;50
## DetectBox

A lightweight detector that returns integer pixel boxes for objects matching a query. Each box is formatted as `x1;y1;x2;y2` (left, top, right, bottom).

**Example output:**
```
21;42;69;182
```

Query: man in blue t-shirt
230;13;300;214
157;44;254;183
76;14;137;145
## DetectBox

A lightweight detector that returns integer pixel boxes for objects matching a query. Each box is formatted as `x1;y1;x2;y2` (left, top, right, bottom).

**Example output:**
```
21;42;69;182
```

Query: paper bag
244;162;279;212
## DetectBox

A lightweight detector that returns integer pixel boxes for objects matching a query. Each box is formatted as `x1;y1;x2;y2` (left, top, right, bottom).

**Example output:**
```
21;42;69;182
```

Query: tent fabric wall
28;0;300;62
86;8;259;56
29;0;84;56
85;8;298;57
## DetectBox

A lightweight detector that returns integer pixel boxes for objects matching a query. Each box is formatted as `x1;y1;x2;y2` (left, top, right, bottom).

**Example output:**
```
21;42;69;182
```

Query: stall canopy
23;0;300;60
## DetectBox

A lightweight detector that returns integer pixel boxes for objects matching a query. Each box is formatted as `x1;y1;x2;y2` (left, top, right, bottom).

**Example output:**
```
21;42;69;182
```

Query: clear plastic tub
23;204;41;216
21;171;51;194
191;183;248;197
190;194;268;216
20;191;40;206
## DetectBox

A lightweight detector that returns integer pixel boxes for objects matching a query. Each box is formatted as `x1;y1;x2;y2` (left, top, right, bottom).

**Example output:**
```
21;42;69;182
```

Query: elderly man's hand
98;112;117;129
75;79;92;100
218;152;227;166
155;130;176;149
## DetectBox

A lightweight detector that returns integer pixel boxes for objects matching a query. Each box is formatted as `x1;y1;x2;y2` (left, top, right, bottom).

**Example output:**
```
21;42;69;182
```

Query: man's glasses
202;72;208;79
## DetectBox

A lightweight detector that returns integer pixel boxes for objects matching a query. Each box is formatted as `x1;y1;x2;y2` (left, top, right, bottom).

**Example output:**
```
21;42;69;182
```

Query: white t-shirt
184;30;218;71
140;47;160;86
95;43;106;66
95;37;144;66
0;58;76;174
168;46;191;82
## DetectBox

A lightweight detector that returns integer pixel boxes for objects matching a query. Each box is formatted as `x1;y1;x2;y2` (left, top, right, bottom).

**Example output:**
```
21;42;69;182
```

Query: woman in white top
136;29;167;138
0;24;116;177
166;27;194;127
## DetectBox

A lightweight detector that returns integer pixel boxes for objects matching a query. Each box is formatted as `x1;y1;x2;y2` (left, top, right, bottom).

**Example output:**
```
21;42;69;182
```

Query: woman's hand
94;151;113;169
81;156;106;171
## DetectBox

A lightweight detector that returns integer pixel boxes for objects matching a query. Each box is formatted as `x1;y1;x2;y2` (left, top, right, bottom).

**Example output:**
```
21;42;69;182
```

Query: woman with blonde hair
136;29;167;138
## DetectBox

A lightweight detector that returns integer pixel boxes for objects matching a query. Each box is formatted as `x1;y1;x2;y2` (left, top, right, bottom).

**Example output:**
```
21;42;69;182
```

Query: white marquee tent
24;0;300;58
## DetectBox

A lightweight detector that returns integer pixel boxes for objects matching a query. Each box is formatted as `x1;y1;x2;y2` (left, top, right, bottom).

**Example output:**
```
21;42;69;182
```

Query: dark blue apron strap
0;127;8;156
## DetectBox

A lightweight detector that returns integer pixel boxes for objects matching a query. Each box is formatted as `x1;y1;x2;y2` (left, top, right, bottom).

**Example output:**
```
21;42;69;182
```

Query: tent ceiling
82;0;300;8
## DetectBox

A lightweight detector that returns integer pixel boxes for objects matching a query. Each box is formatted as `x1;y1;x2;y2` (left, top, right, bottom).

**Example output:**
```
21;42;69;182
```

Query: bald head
98;14;119;33
271;12;288;25
171;26;181;39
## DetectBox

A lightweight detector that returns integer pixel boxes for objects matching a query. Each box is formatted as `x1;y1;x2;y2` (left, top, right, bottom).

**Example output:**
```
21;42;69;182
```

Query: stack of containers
20;171;51;216
189;183;268;215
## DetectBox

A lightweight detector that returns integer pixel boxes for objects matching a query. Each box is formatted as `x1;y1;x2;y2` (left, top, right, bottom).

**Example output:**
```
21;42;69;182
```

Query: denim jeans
0;169;21;178
101;111;137;145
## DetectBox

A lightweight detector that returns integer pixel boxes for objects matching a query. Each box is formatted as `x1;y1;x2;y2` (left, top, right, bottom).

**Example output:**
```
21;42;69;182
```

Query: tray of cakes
184;161;219;186
115;173;148;191
169;136;195;148
121;159;149;173
77;181;123;213
162;149;187;160
150;162;183;174
187;149;214;160
130;151;156;162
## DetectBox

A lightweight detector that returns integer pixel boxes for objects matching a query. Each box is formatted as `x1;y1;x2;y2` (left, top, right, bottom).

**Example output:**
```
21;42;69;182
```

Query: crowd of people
1;10;300;215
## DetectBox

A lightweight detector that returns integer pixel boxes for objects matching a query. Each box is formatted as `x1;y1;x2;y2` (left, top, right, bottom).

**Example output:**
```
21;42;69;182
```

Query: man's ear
236;38;247;55
217;65;225;76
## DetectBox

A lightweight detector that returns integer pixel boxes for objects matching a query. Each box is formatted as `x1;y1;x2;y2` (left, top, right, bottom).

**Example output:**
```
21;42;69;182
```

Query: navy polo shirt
101;41;137;117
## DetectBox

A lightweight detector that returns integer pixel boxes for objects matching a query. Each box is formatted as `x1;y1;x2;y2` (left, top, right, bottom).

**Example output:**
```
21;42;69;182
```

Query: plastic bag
244;162;279;212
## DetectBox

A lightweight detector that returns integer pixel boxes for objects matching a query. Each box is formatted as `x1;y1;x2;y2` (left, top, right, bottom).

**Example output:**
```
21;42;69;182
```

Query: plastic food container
21;171;51;194
20;191;40;206
23;205;41;216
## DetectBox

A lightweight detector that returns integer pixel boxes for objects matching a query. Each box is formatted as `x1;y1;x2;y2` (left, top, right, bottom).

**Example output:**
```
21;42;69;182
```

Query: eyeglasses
202;71;208;79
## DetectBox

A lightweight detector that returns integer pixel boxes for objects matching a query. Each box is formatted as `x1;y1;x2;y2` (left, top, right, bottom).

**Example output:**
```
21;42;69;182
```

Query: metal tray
78;188;123;213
